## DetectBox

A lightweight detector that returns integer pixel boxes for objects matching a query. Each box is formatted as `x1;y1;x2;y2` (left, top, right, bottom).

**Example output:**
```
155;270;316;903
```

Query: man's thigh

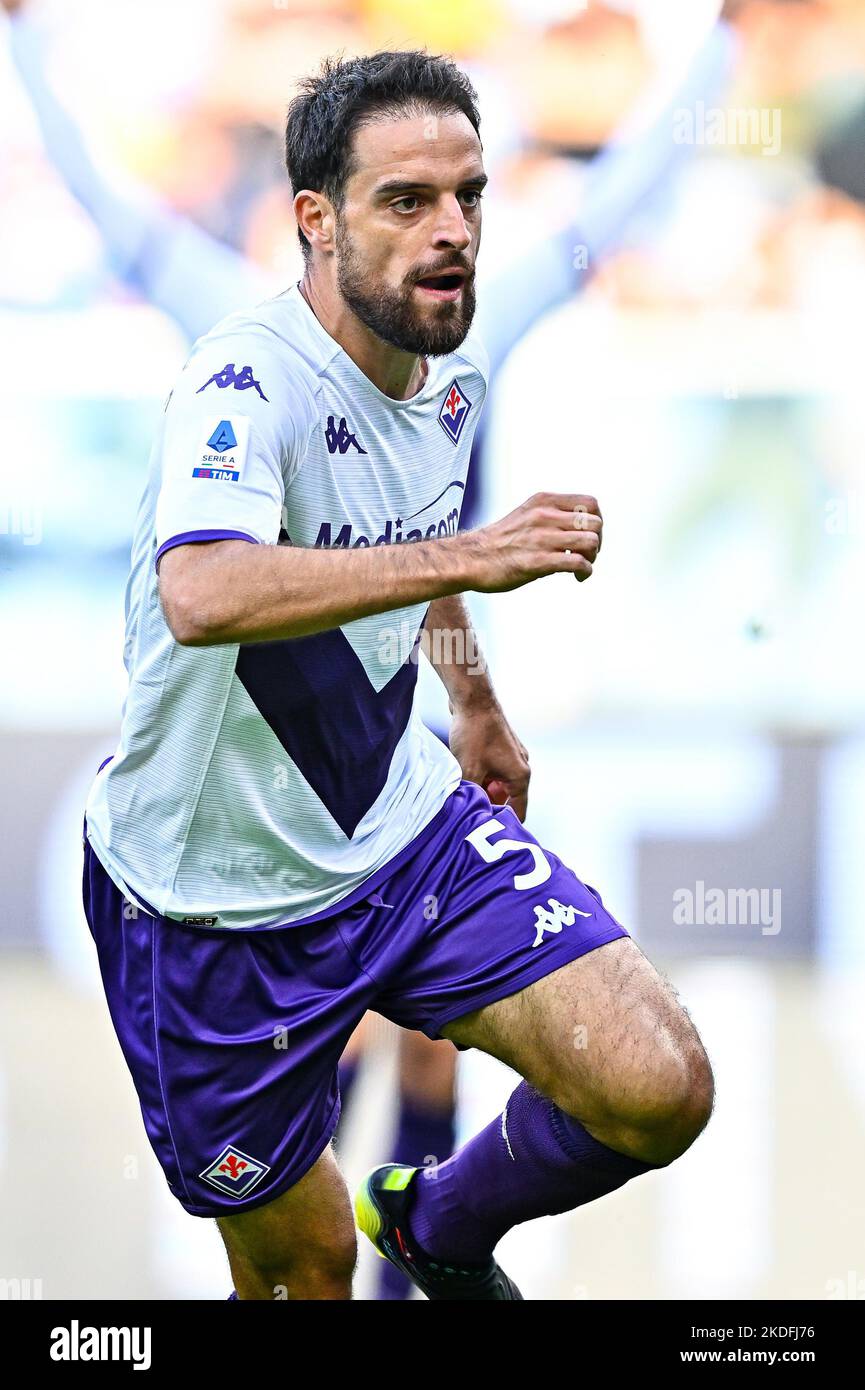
440;936;707;1132
358;783;706;1139
367;783;630;1042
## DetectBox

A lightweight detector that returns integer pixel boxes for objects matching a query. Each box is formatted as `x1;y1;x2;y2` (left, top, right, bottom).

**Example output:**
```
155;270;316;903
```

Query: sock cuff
551;1099;659;1175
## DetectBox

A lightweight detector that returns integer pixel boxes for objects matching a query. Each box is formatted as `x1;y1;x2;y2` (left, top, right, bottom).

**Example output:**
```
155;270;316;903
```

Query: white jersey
86;284;488;929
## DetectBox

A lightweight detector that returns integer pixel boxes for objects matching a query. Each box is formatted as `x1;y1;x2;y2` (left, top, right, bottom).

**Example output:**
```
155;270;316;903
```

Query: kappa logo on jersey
199;1145;271;1198
196;362;268;402
531;898;592;948
325;415;367;455
438;377;472;445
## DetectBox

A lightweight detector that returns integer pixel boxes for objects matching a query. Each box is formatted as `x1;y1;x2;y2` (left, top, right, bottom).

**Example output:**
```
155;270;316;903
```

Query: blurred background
1;0;864;1300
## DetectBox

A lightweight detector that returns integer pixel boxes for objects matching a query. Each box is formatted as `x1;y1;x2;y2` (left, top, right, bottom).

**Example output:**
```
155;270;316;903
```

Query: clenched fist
467;492;603;594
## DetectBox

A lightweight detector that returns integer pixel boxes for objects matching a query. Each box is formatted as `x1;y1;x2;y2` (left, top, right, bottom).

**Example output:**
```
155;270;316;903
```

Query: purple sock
407;1080;657;1263
378;1094;456;1301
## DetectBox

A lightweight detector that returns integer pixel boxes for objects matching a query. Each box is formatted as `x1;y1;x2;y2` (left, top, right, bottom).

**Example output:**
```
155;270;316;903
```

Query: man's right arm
158;492;602;646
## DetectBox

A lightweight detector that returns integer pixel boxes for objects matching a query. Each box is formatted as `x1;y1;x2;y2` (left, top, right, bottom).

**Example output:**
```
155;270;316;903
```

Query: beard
335;222;476;357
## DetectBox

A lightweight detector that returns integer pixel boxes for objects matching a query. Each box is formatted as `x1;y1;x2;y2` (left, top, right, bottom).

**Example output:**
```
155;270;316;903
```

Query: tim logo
200;1145;271;1198
438;378;472;445
325;415;367;455
197;362;268;401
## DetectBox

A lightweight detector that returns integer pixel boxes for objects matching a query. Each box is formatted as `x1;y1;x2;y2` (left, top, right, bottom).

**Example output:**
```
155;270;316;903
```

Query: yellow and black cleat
355;1163;523;1301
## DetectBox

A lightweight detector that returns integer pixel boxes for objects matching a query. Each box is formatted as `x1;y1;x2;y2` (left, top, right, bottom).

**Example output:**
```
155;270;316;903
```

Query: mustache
410;260;475;283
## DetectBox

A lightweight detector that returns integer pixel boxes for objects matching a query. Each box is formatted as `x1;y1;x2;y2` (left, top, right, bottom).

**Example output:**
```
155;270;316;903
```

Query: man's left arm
424;594;531;821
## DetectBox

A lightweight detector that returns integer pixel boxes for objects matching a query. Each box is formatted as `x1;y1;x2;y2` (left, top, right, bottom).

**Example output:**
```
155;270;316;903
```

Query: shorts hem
422;923;630;1041
174;1092;342;1219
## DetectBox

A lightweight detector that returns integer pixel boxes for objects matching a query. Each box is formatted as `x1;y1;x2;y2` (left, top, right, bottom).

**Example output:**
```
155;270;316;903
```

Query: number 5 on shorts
465;817;552;892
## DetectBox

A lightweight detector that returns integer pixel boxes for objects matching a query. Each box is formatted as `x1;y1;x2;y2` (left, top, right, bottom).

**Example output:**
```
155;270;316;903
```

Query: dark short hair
285;50;481;257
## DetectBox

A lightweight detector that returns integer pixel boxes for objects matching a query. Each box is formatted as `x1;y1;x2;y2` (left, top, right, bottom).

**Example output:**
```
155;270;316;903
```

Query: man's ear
294;190;336;255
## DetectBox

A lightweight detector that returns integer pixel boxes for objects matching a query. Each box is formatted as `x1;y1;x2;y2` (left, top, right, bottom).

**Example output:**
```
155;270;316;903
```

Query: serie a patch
192;416;250;482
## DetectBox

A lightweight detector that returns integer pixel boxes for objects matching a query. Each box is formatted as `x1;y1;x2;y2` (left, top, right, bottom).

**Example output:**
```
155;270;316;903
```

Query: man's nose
431;195;472;250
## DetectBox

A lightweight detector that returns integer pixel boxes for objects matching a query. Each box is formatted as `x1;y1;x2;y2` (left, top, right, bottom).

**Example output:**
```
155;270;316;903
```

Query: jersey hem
86;775;461;933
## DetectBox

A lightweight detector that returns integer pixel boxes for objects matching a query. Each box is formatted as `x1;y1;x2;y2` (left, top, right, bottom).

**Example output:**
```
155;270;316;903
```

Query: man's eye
461;189;484;207
392;196;420;213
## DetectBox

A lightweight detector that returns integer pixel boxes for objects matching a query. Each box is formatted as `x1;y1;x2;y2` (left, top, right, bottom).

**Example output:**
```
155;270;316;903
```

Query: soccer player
82;51;714;1300
7;0;732;1297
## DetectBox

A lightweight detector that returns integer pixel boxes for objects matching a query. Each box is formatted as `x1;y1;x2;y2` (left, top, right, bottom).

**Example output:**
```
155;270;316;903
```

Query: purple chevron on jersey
235;628;421;838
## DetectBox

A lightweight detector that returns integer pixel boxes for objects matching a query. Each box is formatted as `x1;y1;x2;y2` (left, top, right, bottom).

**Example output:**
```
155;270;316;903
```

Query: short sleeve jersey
85;285;489;928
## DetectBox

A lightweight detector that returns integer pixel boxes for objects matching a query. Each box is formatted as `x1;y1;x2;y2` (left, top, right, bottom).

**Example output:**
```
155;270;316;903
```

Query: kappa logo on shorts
200;1145;271;1198
531;898;592;948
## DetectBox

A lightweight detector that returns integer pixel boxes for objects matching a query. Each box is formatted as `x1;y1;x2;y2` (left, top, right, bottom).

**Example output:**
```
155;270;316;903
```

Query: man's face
333;110;484;356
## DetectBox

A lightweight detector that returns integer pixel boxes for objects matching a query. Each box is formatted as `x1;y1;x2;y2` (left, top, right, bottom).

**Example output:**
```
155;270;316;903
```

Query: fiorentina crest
437;377;472;445
199;1145;271;1198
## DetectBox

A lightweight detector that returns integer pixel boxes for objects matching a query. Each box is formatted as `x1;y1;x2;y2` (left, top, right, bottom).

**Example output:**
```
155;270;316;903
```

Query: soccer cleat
354;1163;523;1301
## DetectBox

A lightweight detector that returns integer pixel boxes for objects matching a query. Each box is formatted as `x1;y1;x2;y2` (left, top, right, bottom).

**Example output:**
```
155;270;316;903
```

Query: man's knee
220;1144;358;1300
238;1225;357;1300
620;1036;715;1165
551;1027;715;1168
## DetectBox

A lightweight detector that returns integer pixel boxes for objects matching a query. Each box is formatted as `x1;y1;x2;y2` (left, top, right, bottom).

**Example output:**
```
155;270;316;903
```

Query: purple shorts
82;780;628;1217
